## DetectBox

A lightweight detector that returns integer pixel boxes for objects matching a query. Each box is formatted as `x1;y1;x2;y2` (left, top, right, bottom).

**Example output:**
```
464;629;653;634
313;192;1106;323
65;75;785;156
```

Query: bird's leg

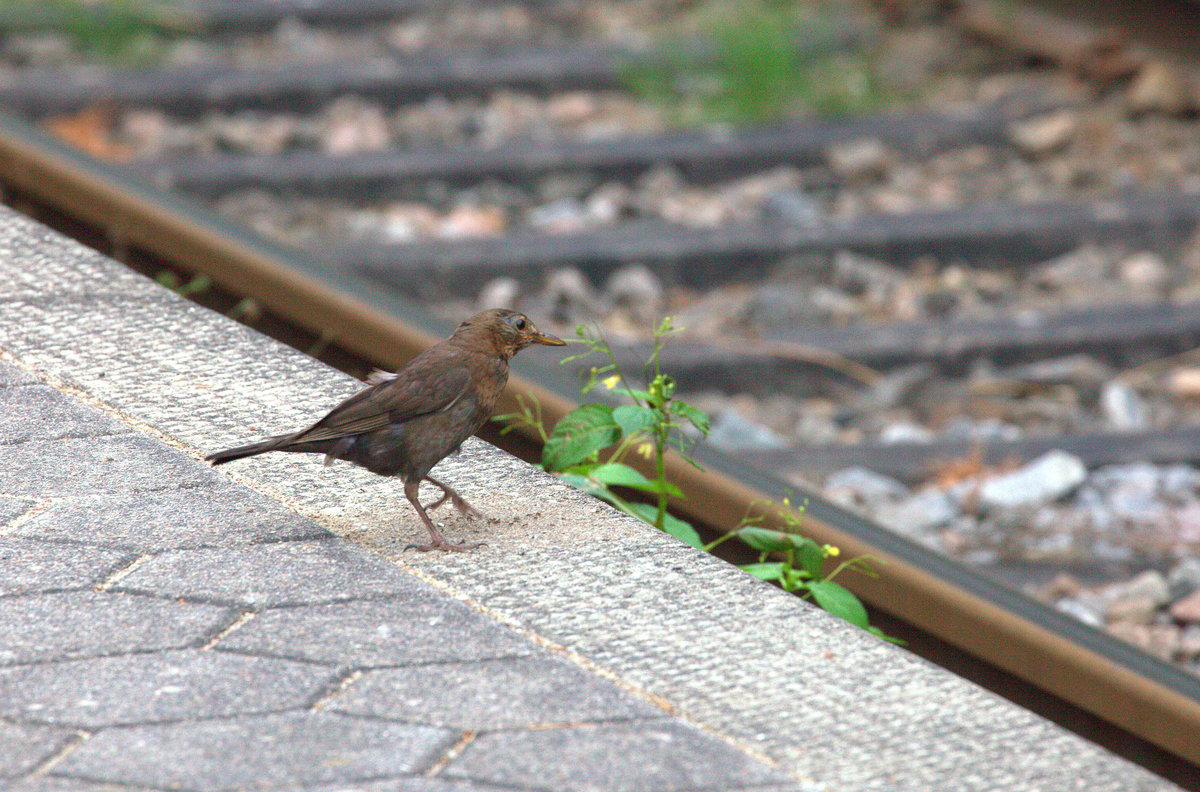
403;479;480;552
423;475;484;520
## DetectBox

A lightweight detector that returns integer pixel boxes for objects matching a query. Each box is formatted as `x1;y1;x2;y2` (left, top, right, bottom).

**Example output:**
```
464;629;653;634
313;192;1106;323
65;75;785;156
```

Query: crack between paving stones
94;554;153;591
0;499;58;536
0;428;139;448
306;668;364;711
0;352;222;463
23;729;91;777
201;610;257;649
426;729;477;776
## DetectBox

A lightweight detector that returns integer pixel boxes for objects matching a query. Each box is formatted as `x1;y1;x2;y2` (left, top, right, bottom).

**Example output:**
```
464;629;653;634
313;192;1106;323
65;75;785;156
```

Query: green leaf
735;526;813;553
558;472;604;496
808;580;869;628
624;502;703;548
736;526;794;553
798;540;826;579
589;463;682;496
542;404;621;471
612;405;659;438
668;401;711;434
590;462;652;489
740;562;785;581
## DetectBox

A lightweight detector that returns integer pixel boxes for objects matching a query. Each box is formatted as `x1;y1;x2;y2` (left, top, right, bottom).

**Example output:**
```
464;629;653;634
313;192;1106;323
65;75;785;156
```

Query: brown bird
206;309;565;551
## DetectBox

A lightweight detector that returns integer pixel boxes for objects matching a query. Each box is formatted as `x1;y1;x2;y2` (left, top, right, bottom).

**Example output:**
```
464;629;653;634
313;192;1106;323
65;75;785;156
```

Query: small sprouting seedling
498;316;710;548
710;494;900;643
155;270;211;297
496;316;896;639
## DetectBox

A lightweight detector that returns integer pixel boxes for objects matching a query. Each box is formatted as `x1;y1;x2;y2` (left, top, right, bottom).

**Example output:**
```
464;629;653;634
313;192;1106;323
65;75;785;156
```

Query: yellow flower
636;442;655;459
602;374;621;390
822;544;840;557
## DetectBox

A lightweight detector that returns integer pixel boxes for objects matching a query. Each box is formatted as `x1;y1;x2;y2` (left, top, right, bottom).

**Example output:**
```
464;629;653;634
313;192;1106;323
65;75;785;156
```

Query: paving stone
445;719;786;791
0;385;130;445
0;719;74;778
0;362;36;387
331;655;659;729
0;436;219;497
13;485;328;551
0;497;34;528
55;711;456;791
11;778;171;792
0;538;131;596
263;780;520;792
0;591;233;664
0;648;336;727
379;780;534;792
219;596;535;666
116;538;434;607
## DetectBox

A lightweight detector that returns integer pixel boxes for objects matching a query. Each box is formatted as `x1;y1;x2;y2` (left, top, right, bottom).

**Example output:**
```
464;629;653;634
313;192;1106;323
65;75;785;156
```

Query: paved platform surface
0;204;1181;791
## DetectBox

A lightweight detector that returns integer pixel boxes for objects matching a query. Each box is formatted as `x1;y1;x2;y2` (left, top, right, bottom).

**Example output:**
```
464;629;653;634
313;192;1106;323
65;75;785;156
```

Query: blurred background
5;0;1200;682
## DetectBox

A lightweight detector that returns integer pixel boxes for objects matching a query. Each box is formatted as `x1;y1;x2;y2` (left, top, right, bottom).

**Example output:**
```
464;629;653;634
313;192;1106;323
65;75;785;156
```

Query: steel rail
0;110;1198;777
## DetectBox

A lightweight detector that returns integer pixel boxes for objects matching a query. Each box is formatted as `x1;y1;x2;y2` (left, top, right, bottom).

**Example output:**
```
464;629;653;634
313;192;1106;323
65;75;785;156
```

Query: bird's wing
292;354;472;444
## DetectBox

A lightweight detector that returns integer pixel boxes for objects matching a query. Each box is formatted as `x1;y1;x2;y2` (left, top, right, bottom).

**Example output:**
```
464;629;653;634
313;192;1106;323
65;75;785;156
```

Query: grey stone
1167;557;1200;596
445;719;785;791
1111;570;1171;609
760;188;824;226
824;466;909;508
1009;110;1076;156
1159;465;1200;501
877;421;935;444
116;538;433;607
832;250;905;299
0;385;131;445
15;485;329;551
1128;62;1192;116
1119;252;1170;291
0;591;232;664
1092;463;1169;522
877;489;958;537
219;596;535;666
0;435;219;497
707;409;787;453
1055;597;1104;628
0;648;335;727
0;719;73;777
55;711;455;791
475;276;518;311
605;264;662;319
331;655;658;729
0;362;36;387
826;137;889;178
1100;380;1148;431
544;267;596;310
979;450;1087;511
0;538;131;596
528;198;588;232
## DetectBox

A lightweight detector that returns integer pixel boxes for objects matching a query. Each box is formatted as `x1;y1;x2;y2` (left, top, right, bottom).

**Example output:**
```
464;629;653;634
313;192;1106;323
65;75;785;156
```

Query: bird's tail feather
205;434;294;465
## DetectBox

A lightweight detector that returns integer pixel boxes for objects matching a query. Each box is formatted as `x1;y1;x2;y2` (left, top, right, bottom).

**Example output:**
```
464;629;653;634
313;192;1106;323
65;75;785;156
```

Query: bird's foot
405;536;483;552
426;492;484;520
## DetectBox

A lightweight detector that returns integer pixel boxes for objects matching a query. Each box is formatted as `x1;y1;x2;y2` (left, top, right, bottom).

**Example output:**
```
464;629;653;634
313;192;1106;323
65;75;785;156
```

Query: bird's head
454;308;566;359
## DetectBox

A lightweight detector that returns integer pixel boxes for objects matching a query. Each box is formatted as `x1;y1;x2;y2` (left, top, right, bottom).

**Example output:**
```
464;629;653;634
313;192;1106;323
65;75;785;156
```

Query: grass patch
624;1;887;126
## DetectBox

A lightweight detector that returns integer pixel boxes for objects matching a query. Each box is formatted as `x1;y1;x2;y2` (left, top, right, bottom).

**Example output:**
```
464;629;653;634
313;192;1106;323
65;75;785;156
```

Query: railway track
2;0;1200;785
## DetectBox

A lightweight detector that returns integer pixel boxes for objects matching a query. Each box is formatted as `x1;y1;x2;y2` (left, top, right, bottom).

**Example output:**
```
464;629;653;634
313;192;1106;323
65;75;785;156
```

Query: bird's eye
514;317;526;330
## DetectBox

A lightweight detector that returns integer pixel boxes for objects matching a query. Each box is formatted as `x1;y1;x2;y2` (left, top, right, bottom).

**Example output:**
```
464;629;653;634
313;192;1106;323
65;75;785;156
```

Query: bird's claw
405;538;483;552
